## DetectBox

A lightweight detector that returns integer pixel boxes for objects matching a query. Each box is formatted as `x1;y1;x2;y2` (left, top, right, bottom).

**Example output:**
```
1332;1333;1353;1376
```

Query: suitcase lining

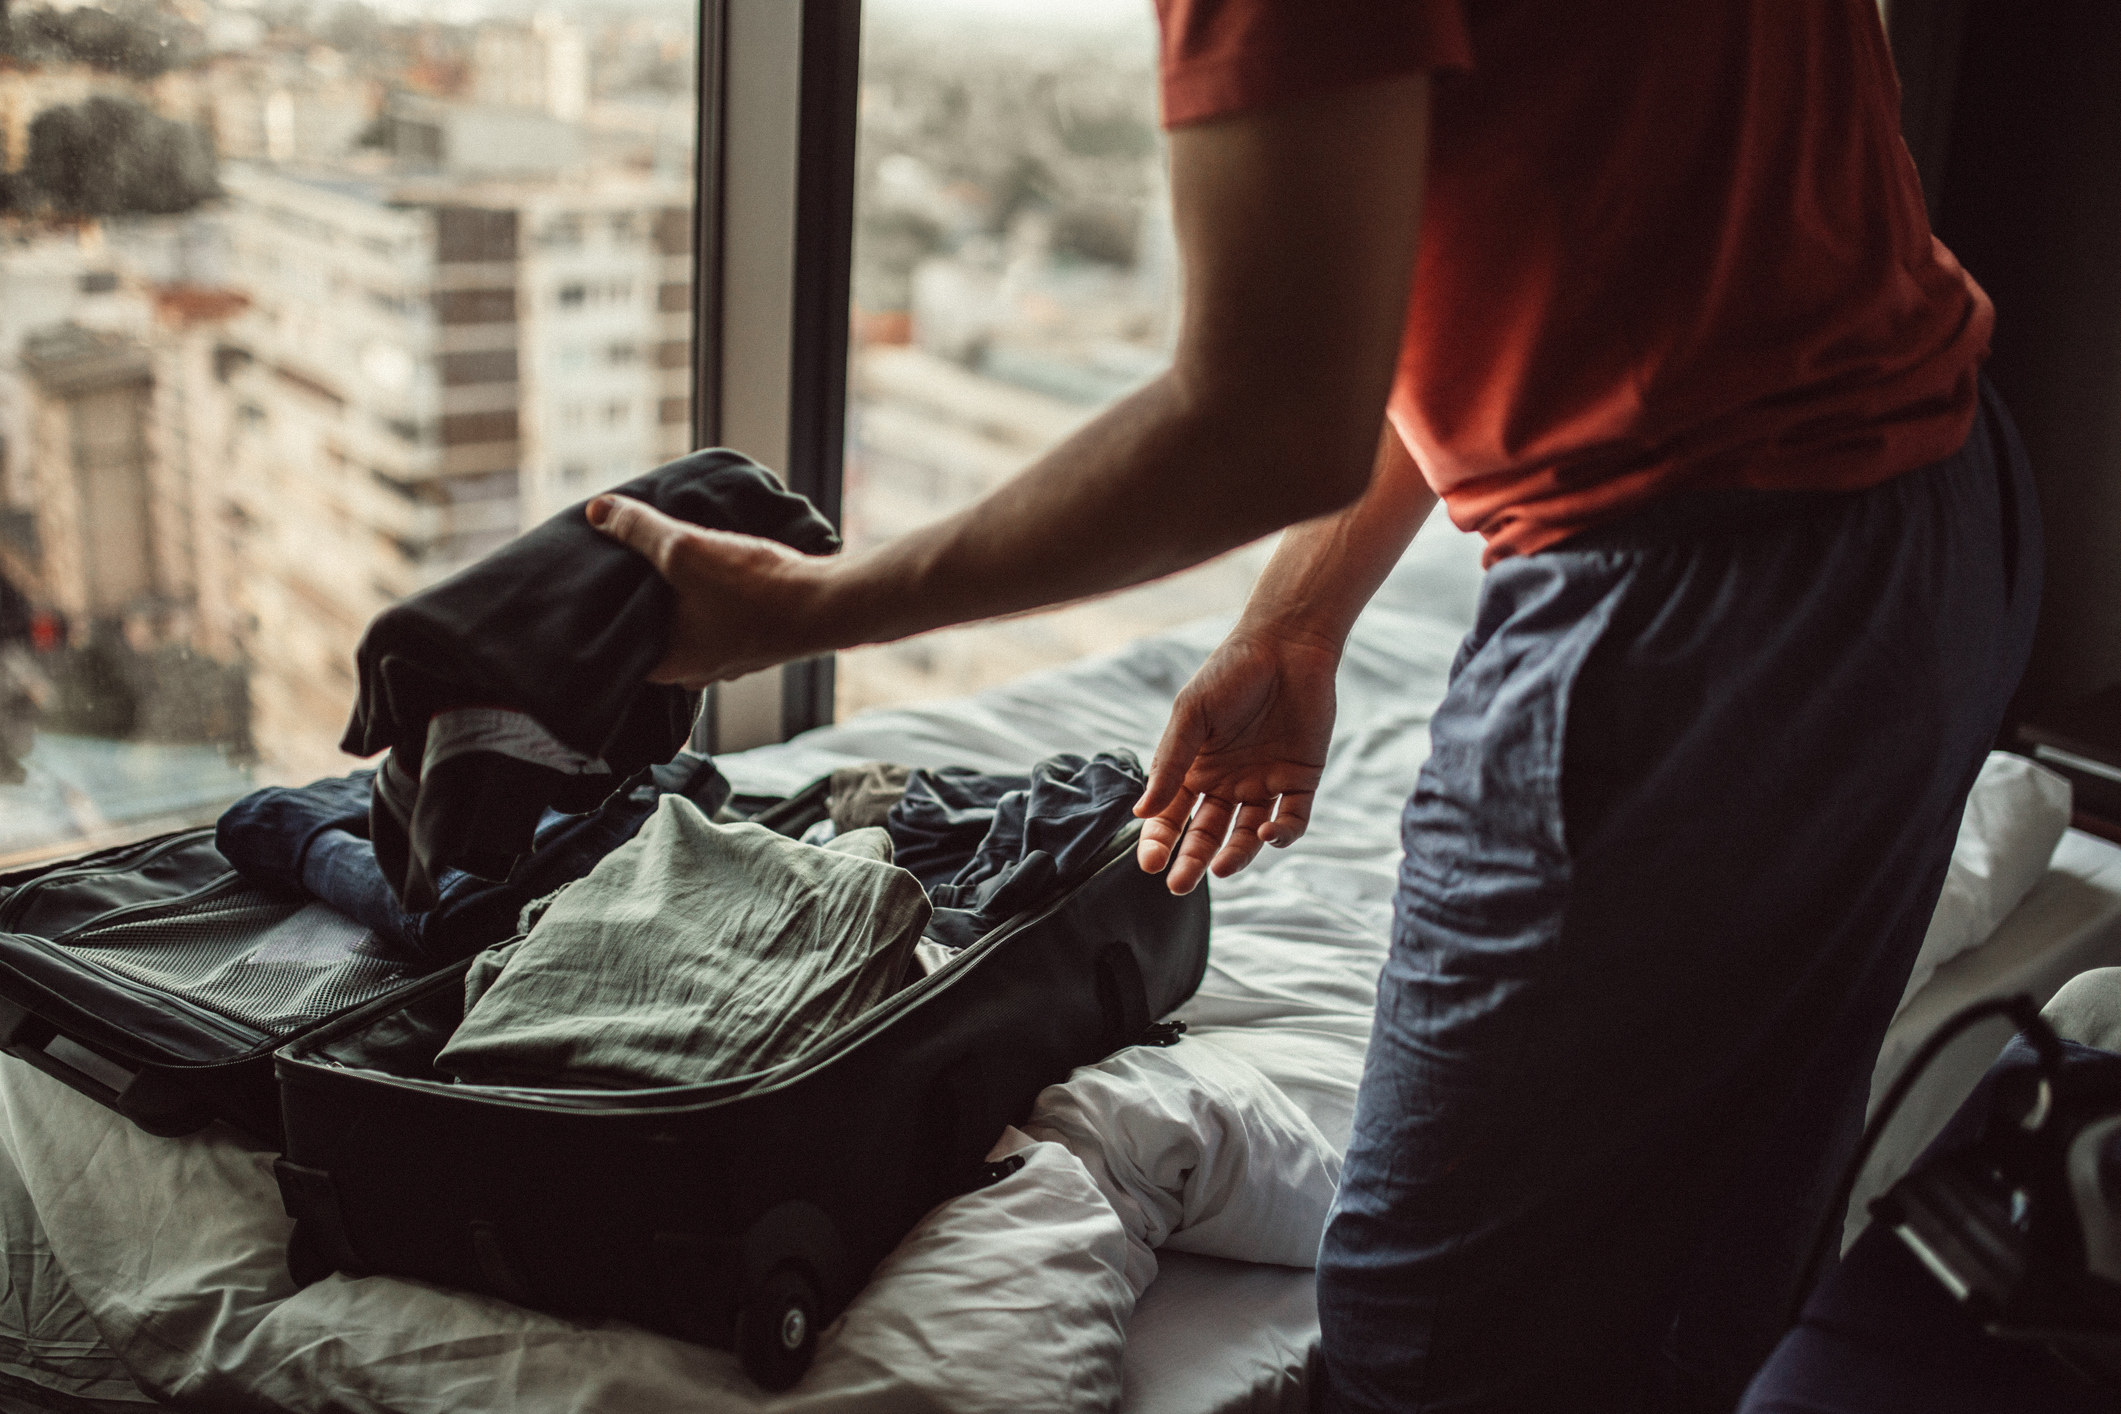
53;895;418;1036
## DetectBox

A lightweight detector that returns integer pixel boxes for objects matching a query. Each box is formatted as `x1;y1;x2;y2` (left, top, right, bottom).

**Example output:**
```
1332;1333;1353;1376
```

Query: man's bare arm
1235;424;1441;659
592;73;1432;687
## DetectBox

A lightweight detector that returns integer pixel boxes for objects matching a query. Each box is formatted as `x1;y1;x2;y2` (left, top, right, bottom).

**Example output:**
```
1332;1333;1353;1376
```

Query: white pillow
1899;752;2072;1011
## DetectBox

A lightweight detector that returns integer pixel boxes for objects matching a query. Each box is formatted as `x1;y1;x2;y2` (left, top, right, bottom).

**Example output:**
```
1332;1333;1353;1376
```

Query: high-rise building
147;283;251;665
215;163;691;777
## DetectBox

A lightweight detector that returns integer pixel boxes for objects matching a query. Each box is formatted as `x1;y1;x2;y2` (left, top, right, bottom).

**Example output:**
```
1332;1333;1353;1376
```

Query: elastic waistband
1549;484;1850;554
1544;379;1998;557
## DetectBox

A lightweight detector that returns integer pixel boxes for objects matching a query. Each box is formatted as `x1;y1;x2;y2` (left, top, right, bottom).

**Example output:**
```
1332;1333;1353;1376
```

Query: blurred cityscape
0;0;1266;858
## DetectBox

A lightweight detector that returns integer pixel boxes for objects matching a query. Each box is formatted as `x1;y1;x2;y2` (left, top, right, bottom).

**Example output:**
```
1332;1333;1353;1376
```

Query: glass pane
838;0;1270;717
0;0;698;863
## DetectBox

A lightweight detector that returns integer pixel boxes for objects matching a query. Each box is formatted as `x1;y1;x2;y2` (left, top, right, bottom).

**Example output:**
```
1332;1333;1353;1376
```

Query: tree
2;3;185;79
22;96;217;218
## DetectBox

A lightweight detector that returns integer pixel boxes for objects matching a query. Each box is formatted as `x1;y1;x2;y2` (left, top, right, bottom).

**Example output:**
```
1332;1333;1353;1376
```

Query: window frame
691;0;862;752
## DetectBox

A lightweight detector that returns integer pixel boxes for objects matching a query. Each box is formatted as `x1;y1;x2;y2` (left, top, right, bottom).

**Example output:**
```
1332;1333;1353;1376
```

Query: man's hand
1133;421;1440;896
587;494;835;688
1135;627;1338;895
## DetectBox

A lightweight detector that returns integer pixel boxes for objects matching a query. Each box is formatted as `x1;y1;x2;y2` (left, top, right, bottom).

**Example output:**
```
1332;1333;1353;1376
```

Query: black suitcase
272;820;1209;1389
0;828;432;1141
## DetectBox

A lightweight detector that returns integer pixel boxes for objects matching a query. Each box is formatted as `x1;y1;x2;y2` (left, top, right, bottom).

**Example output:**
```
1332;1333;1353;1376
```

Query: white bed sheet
1846;826;2121;1246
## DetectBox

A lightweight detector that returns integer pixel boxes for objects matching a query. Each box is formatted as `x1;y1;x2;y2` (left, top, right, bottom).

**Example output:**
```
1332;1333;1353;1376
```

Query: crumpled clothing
888;752;1146;952
216;755;728;965
883;767;1020;892
340;449;839;910
437;800;930;1089
827;762;913;833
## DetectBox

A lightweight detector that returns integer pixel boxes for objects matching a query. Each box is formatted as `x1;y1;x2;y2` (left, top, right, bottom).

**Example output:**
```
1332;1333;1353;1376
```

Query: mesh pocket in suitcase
53;891;418;1037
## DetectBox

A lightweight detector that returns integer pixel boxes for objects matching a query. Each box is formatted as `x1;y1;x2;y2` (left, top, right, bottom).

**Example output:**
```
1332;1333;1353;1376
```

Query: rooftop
18;323;149;395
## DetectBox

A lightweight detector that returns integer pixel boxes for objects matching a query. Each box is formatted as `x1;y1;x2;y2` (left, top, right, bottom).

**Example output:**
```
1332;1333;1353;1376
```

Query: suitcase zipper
47;872;248;945
0;829;220;934
0;941;272;1059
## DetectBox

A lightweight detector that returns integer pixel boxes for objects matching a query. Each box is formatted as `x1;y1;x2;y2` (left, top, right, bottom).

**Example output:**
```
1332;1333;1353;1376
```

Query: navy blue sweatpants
1315;381;2043;1414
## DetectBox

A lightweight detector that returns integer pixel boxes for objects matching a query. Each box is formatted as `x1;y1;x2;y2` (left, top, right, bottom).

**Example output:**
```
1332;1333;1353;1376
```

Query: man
588;1;2040;1408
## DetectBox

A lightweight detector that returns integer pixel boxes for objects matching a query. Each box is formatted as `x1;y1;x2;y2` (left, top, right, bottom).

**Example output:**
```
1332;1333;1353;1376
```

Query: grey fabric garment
827;763;913;833
437;801;929;1089
2044;966;2121;1052
461;935;525;1014
820;826;896;863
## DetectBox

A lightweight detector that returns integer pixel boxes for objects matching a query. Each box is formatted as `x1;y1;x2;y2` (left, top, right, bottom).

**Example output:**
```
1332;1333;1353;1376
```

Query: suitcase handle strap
0;998;212;1134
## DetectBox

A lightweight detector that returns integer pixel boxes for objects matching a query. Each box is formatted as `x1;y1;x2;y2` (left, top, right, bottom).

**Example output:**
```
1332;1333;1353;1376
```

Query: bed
0;512;2113;1414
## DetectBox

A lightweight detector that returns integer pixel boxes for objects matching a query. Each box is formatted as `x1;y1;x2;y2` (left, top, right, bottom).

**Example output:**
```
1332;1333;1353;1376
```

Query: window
831;1;1270;717
0;0;699;858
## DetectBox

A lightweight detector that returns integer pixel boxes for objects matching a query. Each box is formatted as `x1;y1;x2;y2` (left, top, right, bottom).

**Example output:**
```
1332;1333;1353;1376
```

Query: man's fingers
587;494;690;574
1136;706;1206;822
1166;795;1234;896
1212;800;1275;878
1135;790;1195;875
1258;791;1315;848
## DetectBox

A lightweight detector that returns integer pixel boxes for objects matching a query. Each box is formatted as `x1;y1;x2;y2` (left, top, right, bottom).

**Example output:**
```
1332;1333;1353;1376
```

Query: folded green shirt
437;798;931;1088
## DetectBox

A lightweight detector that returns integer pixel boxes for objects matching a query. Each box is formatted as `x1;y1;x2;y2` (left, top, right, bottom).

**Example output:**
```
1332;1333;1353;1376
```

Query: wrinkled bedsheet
0;520;1488;1413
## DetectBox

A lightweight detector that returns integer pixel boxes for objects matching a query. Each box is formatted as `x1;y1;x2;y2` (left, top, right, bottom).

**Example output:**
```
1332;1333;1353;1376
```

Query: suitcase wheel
736;1262;818;1391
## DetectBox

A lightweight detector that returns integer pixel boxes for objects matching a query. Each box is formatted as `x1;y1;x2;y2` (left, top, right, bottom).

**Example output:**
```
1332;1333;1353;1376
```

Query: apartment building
216;163;691;777
0;231;152;605
471;14;589;123
15;325;157;628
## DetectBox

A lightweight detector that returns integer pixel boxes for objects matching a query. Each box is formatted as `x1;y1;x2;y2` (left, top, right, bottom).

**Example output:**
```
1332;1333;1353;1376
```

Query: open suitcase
0;783;1210;1388
274;818;1208;1388
0;827;431;1142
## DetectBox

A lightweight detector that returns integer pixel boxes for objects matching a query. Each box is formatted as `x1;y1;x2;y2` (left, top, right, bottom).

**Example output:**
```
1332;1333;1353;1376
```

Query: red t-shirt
1156;0;1993;561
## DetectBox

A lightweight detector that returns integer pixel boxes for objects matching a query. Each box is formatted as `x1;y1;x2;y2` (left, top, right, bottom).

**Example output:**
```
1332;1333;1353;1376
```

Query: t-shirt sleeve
1155;0;1473;129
